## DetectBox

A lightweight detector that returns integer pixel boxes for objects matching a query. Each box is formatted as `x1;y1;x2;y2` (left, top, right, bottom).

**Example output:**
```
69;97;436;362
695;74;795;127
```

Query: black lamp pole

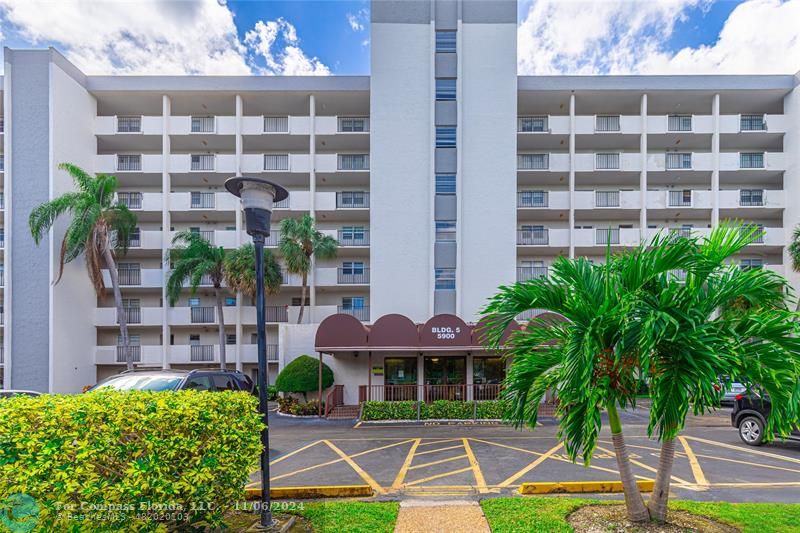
224;177;288;530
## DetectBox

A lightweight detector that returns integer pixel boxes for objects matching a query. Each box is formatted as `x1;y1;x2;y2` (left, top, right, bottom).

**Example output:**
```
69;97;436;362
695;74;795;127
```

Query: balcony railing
117;116;142;133
118;268;141;286
0;270;4;286
517;191;548;208
264;154;289;171
669;227;692;238
266;344;279;361
0;234;5;249
518;116;548;133
595;115;620;132
199;273;214;286
517;153;549;170
0;156;4;172
740;114;766;131
595;191;620;207
359;384;502;403
117;192;142;209
264;116;289;133
338;117;369;132
192;230;214;244
338;154;370;170
336;192;370;208
126;230;141;248
595;153;620;169
265;306;288;323
667;115;692;132
517;228;549;245
117;155;142;171
338;229;370;246
596;228;620;245
117;307;141;325
116;345;142;363
338;306;369;321
273;197;289;209
666;153;692;170
741;225;765;244
0;192;4;209
191;116;215;133
0;117;4;133
668;190;692;207
338;268;370;284
191;306;215;323
190;154;215;171
264;229;281;246
740;189;764;206
190;192;215;209
190;345;215;362
517;266;548;282
740;152;764;169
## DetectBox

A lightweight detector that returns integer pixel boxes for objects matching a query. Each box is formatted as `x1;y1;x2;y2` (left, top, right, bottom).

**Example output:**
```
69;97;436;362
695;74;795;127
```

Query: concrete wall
782;78;800;294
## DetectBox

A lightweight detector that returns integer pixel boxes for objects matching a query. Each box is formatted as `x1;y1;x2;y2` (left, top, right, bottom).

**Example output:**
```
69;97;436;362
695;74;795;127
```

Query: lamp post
225;176;288;529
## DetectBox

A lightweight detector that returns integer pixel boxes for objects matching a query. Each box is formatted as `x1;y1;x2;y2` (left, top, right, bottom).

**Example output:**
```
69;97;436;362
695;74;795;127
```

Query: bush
267;385;278;401
360;400;507;421
423;400;473;419
476;399;509;419
275;355;333;401
362;401;418;420
0;391;262;531
277;397;321;416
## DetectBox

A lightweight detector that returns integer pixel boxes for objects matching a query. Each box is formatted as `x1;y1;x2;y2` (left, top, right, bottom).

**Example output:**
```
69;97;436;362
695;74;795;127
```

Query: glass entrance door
424;356;466;401
383;358;418;401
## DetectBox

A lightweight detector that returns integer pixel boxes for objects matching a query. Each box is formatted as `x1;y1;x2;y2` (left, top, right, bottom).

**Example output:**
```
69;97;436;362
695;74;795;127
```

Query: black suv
89;369;254;393
731;394;800;446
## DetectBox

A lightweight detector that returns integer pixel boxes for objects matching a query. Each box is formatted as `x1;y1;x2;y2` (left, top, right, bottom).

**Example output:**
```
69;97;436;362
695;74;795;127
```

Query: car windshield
91;375;183;392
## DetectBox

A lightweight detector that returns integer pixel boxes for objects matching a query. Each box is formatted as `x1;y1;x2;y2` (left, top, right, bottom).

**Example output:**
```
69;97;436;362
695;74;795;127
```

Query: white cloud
346;9;368;32
244;18;330;76
518;0;800;75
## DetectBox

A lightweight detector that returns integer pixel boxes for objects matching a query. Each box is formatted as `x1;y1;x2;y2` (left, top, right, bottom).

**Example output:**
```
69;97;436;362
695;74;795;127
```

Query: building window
188;297;200;307
666;152;692;169
740;114;766;131
189;334;201;345
342;261;365;275
191;116;215;133
226;334;237;345
291;297;311;306
435;78;456;101
740;189;764;206
435;174;456;195
518;116;548;133
435;127;457;148
741;258;764;271
435;221;456;241
740;152;765;169
435;268;456;290
595;115;620;132
668;115;692;132
435;31;457;53
473;357;505;385
342;297;365;310
384;358;418;391
596;153;620;169
224;297;236;306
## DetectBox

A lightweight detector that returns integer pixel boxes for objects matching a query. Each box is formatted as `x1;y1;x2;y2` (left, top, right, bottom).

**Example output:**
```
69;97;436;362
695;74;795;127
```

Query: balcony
117;192;142;209
168;344;219;364
517;191;548;208
94;115;163;136
719;152;784;172
264;154;289;171
190;154;215;171
190;307;215;324
517;116;549;133
338;117;370;133
103;268;162;288
117;116;142;133
667;115;692;132
595;115;620;132
264;116;289;133
337;229;370;246
190;345;215;362
517;228;549;246
337;267;370;284
596;228;620;245
719;189;782;209
740;114;767;132
595;191;620;208
517;266;548;282
665;153;692;170
668;190;692;207
338;305;369;321
116;345;142;363
574;228;640;247
241;344;280;363
336;192;370;209
190;116;215;133
170;154;235;174
337;154;370;171
118;307;141;324
95;345;161;365
171;192;238;211
95;307;162;327
116;154;142;172
739;152;764;169
517;153;549;170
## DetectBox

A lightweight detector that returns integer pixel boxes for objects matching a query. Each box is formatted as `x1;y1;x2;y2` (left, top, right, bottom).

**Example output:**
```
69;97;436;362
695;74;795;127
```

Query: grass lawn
480;497;800;533
224;501;400;532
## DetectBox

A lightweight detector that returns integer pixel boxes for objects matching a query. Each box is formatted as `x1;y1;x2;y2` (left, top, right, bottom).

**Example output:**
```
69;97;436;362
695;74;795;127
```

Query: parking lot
252;411;800;502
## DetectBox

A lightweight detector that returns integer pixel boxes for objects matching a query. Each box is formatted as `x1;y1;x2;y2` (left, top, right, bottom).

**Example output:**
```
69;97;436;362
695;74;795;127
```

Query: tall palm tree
166;231;230;369
481;225;800;523
787;224;800;310
29;163;137;369
224;244;283;302
279;214;338;324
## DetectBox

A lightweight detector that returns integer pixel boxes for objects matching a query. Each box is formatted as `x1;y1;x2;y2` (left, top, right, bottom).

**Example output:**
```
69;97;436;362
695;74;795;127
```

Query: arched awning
369;314;419;348
314;313;369;351
419;314;471;348
472;316;521;347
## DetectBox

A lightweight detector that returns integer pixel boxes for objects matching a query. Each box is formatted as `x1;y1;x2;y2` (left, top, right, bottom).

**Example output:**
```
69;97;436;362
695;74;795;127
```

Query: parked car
720;381;747;406
731;394;800;446
89;369;254;393
0;390;42;398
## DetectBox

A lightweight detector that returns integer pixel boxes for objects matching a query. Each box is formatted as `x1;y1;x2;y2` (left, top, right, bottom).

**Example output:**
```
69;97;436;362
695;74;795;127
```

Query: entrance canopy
315;313;522;353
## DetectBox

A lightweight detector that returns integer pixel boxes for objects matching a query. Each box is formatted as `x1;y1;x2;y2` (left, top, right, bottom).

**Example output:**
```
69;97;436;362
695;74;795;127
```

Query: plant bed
224;501;400;533
277;397;323;416
567;504;737;533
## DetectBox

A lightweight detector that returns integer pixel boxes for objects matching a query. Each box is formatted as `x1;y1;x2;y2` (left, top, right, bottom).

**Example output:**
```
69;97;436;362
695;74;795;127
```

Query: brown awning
314;313;369;351
472;316;521;347
418;314;471;348
369;314;419;348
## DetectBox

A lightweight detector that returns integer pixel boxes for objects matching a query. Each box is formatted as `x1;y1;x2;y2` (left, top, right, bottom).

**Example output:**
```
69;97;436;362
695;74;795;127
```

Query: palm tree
788;224;800;309
29;163;137;369
279;214;338;324
481;225;800;523
166;231;230;369
224;244;283;302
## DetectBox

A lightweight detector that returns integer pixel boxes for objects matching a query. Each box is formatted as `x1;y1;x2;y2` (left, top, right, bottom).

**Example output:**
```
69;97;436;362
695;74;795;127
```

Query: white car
0;390;42;398
721;382;746;406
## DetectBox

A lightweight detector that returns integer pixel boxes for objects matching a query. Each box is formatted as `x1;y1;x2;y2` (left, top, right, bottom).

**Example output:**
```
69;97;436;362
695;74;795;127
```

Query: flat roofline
518;74;799;92
86;75;370;93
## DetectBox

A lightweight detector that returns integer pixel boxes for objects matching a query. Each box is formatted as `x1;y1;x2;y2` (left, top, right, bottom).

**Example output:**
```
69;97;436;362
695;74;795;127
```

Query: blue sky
0;0;798;76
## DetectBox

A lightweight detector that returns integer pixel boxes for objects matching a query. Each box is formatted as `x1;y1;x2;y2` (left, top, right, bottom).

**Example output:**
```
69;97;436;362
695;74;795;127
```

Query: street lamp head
225;177;289;237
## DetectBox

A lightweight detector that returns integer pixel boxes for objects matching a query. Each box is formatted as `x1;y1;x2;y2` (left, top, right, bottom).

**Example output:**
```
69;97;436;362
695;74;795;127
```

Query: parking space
255;416;800;502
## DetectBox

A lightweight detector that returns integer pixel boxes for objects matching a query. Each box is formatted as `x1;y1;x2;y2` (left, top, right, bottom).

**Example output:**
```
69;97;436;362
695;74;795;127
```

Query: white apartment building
2;0;800;410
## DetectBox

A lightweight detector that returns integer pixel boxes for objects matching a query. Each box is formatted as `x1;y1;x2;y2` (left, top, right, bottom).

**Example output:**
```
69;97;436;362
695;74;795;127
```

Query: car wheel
739;416;764;446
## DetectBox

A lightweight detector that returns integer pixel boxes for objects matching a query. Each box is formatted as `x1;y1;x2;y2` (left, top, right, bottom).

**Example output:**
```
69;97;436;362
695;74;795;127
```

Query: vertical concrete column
454;7;463;316
235;94;243;371
308;94;317;321
417;353;424;402
465;352;473;401
712;93;720;227
568;93;576;259
161;94;171;369
2;59;13;389
640;93;648;241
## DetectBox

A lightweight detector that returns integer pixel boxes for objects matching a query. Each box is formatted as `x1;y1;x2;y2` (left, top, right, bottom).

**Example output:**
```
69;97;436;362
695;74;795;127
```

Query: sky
0;0;798;76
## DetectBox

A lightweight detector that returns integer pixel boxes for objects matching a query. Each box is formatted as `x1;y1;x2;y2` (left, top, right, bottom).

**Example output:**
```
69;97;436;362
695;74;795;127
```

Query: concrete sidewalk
394;500;490;533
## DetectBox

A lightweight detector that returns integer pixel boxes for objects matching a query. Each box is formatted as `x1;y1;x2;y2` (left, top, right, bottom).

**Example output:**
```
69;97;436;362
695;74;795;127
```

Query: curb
245;485;374;500
519;480;655;495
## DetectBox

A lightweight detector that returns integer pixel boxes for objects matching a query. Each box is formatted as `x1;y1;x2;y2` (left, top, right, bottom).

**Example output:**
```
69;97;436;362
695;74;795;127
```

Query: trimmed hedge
277;397;321;416
0;390;262;531
361;400;509;421
275;355;333;401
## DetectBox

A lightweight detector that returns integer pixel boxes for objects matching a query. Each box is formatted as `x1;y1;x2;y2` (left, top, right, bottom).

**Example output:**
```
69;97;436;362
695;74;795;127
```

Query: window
191;116;214;133
740;189;764;206
741;114;766;131
225;334;237;345
518;190;547;208
341;226;366;241
384;358;418;389
184;376;214;391
435;31;456;53
189;334;201;344
436;174;456;195
473;357;505;385
518;154;549;170
342;261;365;275
668;115;692;132
224;297;236;306
435;221;456;241
188;298;201;307
741;258;764;271
338;117;369;132
518;116;548;133
435;126;457;148
435;268;456;290
291;297;311;306
342;297;365;310
666;152;692;169
435;78;456;101
596;115;620;132
213;374;237;391
596;153;620;169
740;152;764;169
117;334;141;346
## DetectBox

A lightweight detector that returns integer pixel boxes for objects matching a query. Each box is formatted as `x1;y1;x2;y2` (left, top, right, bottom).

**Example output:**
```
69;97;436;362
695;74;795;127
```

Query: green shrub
362;401;418;420
277;397;321;416
360;400;507;421
476;399;509;419
0;390;262;531
267;385;278;401
423;400;473;419
275;355;333;401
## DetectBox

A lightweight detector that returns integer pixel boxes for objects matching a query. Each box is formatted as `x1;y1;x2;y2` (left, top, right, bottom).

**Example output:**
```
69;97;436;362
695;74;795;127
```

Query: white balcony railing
190;154;215;171
518;116;548;133
595;115;620;132
595;191;620;207
190;116;215;133
518;153;549;170
667;115;692;132
595;153;620;170
264;116;289;133
338;154;369;170
264;154;289;171
666;153;692;170
117;116;142;133
116;154;142;172
338;117;369;133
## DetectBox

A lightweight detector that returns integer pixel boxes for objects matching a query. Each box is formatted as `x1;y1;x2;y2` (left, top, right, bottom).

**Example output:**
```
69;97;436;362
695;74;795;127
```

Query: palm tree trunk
648;437;676;522
215;287;227;370
608;399;650;522
103;245;131;371
297;271;308;324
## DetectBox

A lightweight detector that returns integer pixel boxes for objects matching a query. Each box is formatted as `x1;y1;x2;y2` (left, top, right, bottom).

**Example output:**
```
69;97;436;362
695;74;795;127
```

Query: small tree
223;244;283;302
279;215;338;324
275;355;333;401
